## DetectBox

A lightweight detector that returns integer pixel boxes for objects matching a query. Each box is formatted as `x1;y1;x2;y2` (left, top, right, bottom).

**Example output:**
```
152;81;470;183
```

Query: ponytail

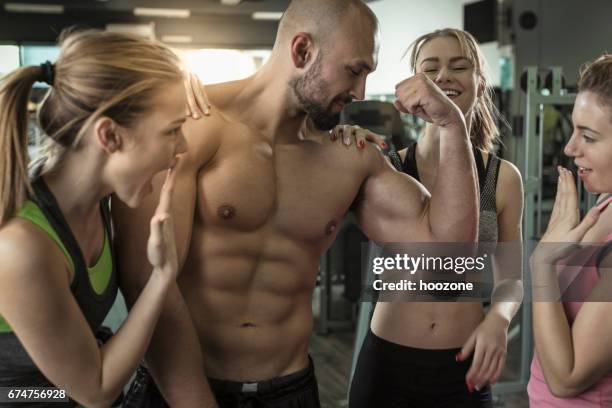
0;66;41;226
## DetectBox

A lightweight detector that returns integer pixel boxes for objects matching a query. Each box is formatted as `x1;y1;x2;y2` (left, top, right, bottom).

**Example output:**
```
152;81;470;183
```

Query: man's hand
394;73;464;128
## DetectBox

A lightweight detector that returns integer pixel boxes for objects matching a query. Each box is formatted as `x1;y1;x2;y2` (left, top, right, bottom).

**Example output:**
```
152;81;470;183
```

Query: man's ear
290;32;314;69
94;117;122;154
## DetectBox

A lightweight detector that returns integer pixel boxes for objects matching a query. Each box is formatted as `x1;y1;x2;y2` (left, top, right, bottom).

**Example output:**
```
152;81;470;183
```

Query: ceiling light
161;35;193;44
4;3;64;14
134;8;191;18
252;12;283;21
106;23;156;40
221;0;242;5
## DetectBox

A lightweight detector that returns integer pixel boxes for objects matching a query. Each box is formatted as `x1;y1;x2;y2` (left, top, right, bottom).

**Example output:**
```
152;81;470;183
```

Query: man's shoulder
181;81;248;168
205;81;240;106
180;116;222;170
324;137;391;187
349;141;391;175
314;131;386;168
183;83;238;167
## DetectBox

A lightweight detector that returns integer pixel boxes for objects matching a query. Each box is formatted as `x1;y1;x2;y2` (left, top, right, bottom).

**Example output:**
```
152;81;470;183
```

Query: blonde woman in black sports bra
333;28;524;408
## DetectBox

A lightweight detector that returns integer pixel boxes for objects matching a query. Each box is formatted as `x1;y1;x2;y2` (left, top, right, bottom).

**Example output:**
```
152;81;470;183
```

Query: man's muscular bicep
354;150;434;244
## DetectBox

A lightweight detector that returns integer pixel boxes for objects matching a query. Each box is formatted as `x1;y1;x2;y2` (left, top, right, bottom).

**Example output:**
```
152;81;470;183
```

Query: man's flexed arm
113;120;220;407
356;74;478;243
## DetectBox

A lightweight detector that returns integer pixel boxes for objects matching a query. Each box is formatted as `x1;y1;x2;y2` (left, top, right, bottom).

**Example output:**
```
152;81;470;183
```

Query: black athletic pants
349;329;492;408
123;358;321;408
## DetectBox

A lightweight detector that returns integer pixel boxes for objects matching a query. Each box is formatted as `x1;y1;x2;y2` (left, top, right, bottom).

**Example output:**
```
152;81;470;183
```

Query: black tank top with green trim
0;174;118;407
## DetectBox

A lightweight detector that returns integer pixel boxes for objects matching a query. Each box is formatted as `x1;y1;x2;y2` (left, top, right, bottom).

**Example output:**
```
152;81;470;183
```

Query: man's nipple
217;204;236;220
325;220;337;236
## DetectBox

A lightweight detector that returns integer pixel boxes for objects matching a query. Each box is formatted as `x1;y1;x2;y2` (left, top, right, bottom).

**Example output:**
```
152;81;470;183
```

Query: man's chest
195;140;366;243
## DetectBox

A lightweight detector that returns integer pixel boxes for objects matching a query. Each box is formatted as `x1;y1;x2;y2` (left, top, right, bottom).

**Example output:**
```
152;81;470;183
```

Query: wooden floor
309;330;354;407
309;288;530;408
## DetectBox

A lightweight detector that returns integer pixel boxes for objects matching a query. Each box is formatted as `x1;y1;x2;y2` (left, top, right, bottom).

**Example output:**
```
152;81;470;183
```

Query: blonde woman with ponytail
0;29;195;407
342;28;524;407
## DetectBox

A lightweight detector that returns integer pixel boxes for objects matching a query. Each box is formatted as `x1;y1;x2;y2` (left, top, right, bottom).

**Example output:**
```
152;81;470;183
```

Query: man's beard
290;53;348;131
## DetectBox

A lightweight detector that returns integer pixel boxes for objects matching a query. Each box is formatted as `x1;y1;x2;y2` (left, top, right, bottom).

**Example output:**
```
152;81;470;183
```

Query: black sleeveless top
0;174;118;407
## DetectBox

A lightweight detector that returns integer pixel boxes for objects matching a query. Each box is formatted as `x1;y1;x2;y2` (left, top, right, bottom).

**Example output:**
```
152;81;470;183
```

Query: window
0;45;20;79
178;48;271;85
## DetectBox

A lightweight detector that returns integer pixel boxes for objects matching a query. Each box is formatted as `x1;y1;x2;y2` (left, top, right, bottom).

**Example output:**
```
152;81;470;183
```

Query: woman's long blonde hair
0;29;184;225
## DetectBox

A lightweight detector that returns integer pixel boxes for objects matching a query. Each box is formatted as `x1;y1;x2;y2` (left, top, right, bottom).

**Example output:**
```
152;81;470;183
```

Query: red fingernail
358;140;365;148
331;134;337;141
466;381;474;393
381;142;388;149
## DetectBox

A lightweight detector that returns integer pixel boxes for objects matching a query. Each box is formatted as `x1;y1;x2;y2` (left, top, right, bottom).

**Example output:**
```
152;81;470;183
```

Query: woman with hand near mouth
346;28;524;408
0;29;197;407
528;53;612;407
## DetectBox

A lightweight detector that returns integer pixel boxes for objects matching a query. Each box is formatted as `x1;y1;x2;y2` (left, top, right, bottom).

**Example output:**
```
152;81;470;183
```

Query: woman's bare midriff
371;302;485;349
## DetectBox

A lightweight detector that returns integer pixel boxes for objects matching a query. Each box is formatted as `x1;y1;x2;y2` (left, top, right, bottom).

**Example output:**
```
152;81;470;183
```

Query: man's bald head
275;0;378;51
275;0;379;131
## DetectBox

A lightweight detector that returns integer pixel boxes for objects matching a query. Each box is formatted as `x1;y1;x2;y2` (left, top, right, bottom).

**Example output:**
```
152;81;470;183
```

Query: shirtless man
114;0;479;407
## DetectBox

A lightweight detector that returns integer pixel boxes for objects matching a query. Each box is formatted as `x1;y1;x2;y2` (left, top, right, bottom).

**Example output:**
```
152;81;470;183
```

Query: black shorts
349;329;492;408
123;358;321;408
